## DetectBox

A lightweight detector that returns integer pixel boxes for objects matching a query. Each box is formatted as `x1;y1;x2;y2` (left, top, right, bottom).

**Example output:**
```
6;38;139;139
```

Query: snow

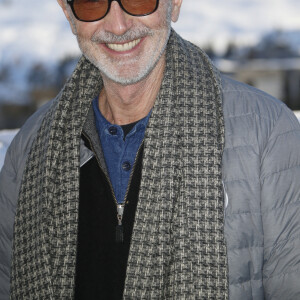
1;0;300;61
173;0;300;53
0;129;18;170
295;111;300;123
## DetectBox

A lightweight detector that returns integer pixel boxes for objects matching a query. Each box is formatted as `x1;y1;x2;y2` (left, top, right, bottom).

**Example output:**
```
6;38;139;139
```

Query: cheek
149;10;170;29
75;22;102;40
136;0;170;29
139;15;168;31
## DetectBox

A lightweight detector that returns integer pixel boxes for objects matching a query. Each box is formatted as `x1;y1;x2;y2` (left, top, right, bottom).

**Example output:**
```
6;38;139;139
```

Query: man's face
60;0;182;85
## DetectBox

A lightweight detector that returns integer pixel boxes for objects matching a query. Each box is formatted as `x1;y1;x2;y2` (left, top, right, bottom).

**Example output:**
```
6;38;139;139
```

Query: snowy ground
0;129;18;170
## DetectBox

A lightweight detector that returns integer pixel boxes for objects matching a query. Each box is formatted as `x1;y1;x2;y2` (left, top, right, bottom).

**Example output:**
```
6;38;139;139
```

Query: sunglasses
67;0;160;22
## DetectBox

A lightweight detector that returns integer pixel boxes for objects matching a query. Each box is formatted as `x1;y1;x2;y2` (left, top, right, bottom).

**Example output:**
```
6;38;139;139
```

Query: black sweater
75;136;143;299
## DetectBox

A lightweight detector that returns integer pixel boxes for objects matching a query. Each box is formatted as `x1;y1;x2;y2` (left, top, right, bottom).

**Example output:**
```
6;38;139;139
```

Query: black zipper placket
82;132;144;243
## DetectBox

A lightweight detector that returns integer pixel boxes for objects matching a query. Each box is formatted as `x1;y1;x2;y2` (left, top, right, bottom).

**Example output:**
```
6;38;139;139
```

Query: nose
103;1;133;36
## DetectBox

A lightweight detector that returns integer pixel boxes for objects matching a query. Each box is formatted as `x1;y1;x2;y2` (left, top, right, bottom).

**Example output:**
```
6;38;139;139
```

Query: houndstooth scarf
11;30;228;299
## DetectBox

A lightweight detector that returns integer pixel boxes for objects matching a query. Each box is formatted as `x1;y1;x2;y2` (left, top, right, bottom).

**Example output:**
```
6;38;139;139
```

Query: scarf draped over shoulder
11;30;228;299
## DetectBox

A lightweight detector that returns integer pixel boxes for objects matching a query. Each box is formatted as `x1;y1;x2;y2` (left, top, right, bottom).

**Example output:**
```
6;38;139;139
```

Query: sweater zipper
117;139;144;242
82;132;144;243
115;139;144;243
123;139;144;206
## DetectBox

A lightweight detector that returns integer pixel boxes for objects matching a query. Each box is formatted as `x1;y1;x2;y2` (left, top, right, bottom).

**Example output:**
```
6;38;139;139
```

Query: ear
171;0;183;23
57;0;77;35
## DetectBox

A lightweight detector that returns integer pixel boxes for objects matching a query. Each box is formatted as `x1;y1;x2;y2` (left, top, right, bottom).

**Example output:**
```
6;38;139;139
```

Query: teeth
106;38;141;52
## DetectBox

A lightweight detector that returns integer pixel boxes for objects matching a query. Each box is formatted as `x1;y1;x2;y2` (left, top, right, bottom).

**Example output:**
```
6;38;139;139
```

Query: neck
98;55;165;125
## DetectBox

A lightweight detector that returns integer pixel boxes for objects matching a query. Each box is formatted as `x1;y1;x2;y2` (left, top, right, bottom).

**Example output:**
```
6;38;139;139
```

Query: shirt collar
92;96;151;138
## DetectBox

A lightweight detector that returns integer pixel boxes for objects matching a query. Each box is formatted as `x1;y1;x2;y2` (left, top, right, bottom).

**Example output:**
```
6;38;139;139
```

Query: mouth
106;38;141;52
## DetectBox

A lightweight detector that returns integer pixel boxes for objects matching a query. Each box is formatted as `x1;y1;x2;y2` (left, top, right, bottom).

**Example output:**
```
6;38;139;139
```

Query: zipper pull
116;204;124;243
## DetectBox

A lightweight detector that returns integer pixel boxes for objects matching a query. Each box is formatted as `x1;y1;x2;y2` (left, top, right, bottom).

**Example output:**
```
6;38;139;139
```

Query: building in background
215;30;300;111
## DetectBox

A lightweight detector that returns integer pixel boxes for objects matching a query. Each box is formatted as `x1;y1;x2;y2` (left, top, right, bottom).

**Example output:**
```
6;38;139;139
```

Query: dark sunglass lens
121;0;158;16
73;0;109;21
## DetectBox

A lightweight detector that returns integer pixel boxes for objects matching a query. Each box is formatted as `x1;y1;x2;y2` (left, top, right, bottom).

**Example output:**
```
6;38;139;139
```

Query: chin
99;64;154;86
103;73;146;86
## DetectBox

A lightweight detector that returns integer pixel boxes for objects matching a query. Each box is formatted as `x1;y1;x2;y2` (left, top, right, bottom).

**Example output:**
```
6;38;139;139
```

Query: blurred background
1;0;300;165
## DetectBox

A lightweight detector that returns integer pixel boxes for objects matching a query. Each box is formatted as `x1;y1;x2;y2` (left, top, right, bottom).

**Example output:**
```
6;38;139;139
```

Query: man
0;0;300;298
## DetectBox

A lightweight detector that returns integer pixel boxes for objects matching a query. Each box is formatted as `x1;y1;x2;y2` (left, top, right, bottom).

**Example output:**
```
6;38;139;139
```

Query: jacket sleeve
0;100;53;299
0;138;21;299
261;105;300;299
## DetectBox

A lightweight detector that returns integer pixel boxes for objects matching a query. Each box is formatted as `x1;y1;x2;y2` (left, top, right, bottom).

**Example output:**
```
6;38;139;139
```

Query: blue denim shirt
92;97;151;204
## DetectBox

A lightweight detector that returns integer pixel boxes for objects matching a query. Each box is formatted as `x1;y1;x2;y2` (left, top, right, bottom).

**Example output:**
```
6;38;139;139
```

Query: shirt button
122;161;131;171
108;126;117;135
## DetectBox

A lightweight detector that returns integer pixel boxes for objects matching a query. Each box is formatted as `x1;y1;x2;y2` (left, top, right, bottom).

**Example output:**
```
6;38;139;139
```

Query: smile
106;38;141;52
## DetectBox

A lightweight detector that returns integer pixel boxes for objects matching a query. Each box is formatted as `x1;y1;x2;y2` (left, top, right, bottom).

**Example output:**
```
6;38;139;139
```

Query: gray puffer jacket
1;75;300;299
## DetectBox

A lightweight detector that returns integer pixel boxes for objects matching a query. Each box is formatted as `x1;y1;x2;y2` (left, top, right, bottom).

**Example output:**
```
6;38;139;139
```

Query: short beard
76;2;173;85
